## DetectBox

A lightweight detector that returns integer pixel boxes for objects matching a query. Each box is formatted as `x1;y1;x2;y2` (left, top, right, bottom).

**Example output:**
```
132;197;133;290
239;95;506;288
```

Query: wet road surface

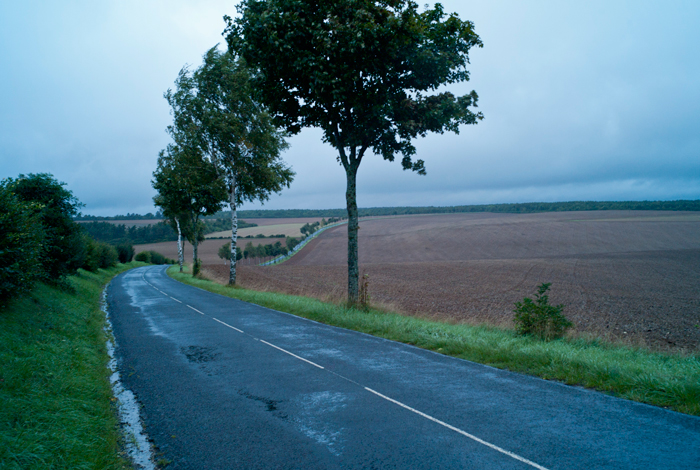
107;266;700;469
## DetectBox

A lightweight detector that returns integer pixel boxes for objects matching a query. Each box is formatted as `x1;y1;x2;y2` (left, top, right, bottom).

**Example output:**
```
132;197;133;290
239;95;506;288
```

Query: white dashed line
364;387;549;470
187;305;205;315
169;296;182;303
259;340;325;370
212;317;244;333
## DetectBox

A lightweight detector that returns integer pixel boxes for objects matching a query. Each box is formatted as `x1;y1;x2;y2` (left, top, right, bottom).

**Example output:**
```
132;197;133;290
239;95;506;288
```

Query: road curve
107;265;700;469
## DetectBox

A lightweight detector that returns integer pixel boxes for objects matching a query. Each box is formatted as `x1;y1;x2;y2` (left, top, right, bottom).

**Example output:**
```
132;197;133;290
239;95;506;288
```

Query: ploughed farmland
205;211;700;352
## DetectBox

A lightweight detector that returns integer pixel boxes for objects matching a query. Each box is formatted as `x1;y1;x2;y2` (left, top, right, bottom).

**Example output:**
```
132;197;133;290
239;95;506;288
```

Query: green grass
0;262;145;470
171;267;700;416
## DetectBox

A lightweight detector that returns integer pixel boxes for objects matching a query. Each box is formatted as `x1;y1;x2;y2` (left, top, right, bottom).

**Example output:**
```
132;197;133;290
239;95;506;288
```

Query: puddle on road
181;345;218;364
103;287;156;470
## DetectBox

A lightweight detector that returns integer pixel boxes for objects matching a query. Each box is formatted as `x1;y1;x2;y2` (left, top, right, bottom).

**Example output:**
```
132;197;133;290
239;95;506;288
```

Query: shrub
7;173;84;281
97;243;118;269
149;251;167;265
134;250;171;265
513;283;573;340
192;259;202;276
82;236;101;272
0;183;45;301
81;236;118;271
116;243;135;263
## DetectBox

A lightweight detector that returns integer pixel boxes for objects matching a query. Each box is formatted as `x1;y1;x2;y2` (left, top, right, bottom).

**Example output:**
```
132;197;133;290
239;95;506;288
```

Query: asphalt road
108;265;700;469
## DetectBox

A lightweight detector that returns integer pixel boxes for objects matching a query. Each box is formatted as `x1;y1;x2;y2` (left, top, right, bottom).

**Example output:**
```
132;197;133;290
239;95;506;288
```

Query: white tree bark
229;174;238;285
175;217;184;272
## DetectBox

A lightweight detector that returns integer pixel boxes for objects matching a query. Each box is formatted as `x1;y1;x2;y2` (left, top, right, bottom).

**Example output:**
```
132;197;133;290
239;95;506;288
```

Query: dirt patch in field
205;211;700;353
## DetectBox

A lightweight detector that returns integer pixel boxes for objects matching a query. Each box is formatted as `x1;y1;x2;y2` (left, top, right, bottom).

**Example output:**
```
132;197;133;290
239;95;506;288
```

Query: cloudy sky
1;1;699;216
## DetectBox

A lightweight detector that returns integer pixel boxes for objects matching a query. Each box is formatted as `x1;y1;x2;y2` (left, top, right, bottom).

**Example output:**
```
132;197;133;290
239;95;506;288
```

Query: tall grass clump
170;266;700;416
0;263;141;469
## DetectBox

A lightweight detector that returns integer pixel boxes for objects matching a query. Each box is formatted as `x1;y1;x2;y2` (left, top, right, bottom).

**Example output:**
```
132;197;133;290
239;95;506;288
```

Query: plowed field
204;211;700;352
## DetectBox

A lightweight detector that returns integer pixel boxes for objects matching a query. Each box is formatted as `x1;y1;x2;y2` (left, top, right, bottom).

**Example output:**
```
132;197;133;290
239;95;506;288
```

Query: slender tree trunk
345;163;360;305
192;220;199;276
229;175;238;285
175;217;183;272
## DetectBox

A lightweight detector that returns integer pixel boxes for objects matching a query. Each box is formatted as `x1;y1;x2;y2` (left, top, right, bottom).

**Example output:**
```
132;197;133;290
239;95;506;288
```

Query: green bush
134;250;170;265
82;235;100;272
81;236;118;271
150;251;167;265
116;243;135;263
7;173;84;281
0;182;45;301
513;283;573;340
97;243;118;269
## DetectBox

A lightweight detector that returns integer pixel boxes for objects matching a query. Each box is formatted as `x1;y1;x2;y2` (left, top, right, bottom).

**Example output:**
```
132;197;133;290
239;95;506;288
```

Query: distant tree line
74;212;163;221
79;218;257;245
213;200;700;220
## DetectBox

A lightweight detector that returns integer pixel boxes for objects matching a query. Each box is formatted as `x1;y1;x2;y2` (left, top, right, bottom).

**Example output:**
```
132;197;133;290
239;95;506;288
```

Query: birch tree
226;0;483;304
165;47;293;285
152;143;226;275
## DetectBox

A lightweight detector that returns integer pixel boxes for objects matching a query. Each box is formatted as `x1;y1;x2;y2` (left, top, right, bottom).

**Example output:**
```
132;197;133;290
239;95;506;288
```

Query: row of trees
153;47;294;280
0;174;131;302
155;0;482;303
80;217;258;246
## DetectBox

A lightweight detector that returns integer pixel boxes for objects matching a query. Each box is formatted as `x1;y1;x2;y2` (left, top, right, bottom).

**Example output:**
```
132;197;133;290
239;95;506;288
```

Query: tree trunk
175;217;183;272
192;227;199;276
229;175;238;285
345;163;360;305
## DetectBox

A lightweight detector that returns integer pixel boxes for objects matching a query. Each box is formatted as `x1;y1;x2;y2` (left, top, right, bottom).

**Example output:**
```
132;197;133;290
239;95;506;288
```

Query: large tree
165;47;294;285
226;0;483;303
152;143;227;274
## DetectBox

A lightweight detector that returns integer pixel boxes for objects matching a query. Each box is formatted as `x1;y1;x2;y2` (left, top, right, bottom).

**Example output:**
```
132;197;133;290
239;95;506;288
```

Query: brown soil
204;211;700;353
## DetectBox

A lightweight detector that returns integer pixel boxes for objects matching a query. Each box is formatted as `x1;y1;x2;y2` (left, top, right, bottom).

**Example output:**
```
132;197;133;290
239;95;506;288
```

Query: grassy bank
0;263;144;470
171;267;700;416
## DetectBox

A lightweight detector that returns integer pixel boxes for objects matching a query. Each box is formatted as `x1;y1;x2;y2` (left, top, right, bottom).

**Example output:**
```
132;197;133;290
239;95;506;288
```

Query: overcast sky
1;1;699;216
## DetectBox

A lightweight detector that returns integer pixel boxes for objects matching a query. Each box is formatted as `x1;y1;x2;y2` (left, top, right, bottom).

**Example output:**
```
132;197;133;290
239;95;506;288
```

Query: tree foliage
513;283;573;340
7;173;85;282
152;143;228;269
165;46;294;284
227;0;482;302
0;181;45;301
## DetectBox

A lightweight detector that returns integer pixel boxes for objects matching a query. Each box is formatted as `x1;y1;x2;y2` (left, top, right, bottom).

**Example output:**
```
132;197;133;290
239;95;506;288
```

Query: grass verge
0;262;146;470
171;266;700;416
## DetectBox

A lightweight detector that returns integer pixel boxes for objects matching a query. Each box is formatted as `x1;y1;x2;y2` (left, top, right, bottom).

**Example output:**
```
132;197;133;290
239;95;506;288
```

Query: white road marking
259;340;325;370
364;387;550;470
187;305;205;315
169;296;182;304
212;318;244;333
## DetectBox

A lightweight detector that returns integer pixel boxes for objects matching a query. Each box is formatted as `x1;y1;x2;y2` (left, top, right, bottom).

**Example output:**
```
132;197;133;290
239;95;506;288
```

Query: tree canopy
152;143;228;271
7;173;85;282
226;0;483;302
164;46;294;283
